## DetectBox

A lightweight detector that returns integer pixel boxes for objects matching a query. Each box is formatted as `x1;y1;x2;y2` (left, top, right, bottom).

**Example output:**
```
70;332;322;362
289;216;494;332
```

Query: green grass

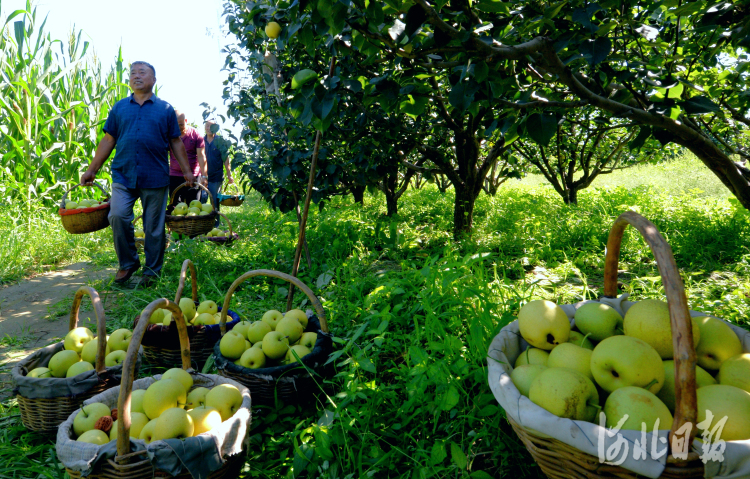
1;155;750;478
517;151;731;199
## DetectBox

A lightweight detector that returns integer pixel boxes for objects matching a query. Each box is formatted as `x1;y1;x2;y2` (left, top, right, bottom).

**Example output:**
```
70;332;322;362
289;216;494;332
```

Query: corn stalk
0;1;128;225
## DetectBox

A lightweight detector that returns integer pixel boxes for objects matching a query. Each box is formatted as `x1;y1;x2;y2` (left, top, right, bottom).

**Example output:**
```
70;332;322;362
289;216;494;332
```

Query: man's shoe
136;275;157;288
113;263;141;284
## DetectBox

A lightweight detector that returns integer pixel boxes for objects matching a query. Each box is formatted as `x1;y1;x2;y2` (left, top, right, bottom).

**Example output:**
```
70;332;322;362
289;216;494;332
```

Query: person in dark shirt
80;61;194;287
204;120;234;225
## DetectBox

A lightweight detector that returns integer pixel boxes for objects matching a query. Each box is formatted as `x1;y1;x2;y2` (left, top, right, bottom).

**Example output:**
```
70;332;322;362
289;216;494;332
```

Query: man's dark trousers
109;182;168;277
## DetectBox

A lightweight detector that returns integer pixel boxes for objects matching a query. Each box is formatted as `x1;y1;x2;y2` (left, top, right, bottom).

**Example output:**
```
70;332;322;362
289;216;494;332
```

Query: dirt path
0;262;114;399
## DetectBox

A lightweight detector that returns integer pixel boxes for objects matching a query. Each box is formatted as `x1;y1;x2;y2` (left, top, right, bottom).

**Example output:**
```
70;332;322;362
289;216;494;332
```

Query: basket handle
174;259;198;305
217;212;233;237
61;182;110;209
132;215;142;226
170;182;216;211
219;269;327;334
115;298;189;460
223;181;241;196
603;211;697;455
68;286;108;373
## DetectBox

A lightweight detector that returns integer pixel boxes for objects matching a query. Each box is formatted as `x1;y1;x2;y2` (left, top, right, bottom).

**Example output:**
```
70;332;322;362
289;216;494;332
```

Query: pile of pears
171;200;212;217
63;198;108;210
513;299;750;441
72;367;243;445
219;309;317;370
26;326;134;379
146;299;223;327
200;227;228;239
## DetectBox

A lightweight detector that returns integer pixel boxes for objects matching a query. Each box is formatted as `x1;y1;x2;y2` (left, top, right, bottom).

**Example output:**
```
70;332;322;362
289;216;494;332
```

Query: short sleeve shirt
103;94;181;189
205;135;226;183
169;126;205;177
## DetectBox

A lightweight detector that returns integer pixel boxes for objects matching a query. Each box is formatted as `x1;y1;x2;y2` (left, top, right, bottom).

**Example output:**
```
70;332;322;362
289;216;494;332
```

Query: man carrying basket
80;61;194;287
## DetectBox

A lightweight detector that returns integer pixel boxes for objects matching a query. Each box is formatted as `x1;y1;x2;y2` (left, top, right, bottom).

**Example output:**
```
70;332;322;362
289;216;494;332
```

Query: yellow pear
517;300;570;351
623;299;700;359
694;316;743;371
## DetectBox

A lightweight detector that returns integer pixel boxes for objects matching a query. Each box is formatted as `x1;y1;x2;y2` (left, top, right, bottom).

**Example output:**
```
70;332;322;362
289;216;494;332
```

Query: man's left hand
201;176;208;187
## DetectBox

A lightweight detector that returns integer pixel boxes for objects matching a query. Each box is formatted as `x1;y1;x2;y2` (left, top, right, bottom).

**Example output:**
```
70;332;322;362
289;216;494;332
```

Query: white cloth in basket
56;373;251;479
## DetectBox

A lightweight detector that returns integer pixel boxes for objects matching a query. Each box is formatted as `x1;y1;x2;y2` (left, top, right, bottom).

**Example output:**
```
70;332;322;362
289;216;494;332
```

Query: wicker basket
200;212;239;245
14;287;116;432
214;269;333;405
218;182;244;207
165;183;217;237
60;298;250;479
59;183;111;234
135;259;240;370
492;211;706;478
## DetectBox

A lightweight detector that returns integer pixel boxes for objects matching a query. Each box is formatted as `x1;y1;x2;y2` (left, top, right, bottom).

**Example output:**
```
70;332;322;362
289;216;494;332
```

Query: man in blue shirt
80;61;194;287
204;120;235;226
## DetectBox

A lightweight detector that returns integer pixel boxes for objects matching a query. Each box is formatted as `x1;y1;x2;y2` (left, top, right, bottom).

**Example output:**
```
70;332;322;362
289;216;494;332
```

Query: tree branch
418;144;464;187
497;99;588;110
414;0;548;60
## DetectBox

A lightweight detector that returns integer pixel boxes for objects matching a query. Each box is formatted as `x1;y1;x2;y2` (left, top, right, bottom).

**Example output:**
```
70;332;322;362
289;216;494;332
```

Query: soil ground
0;262;114;400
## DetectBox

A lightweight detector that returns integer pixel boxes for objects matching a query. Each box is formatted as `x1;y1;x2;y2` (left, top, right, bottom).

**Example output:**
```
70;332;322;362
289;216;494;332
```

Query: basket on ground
214;269;334;405
487;211;750;479
11;286;143;432
59;183;111;234
165;182;217;237
200;212;239;245
57;297;251;479
217;182;244;207
134;259;240;370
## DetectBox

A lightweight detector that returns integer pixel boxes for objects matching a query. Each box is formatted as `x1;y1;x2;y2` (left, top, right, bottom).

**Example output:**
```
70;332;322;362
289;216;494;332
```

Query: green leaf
400;95;428;118
470;472;495;479
526;113;557;147
678;96;721;114
473;62;489;83
578;38;611;66
474;0;510;14
544;1;567;19
450;442;467;469
439;385;460;411
449;82;474;112
430;441;447;465
629;126;651;151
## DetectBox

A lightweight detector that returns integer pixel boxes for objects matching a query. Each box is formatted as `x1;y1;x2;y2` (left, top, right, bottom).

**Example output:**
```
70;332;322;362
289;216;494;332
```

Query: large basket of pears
199;212;239;245
58;183;111;234
56;297;251;479
133;260;240;370
213;270;334;405
165;182;217;237
487;211;750;479
11;287;143;432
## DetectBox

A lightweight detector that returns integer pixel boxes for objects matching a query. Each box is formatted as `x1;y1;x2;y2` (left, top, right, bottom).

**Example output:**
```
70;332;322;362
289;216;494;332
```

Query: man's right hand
80;170;96;185
184;172;195;187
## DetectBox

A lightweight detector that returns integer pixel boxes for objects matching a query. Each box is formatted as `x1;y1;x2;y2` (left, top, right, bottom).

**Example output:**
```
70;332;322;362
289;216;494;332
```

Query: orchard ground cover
1;153;749;478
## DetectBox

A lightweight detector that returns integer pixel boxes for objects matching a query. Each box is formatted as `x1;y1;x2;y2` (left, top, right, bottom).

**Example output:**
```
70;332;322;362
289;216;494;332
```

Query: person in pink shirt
169;110;207;203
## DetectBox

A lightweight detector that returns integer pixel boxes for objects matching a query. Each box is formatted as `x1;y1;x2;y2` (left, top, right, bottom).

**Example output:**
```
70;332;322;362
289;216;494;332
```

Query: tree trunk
453;182;476;239
351;185;365;204
563;187;578;205
672;135;750;208
384;172;398;216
